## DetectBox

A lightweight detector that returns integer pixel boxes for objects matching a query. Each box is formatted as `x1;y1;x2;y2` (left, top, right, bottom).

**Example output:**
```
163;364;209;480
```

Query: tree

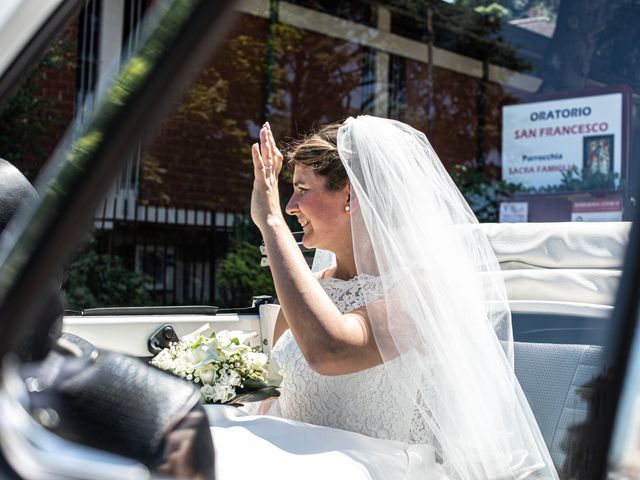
216;216;275;307
0;37;75;179
539;0;611;91
63;239;153;309
217;241;275;307
451;164;523;221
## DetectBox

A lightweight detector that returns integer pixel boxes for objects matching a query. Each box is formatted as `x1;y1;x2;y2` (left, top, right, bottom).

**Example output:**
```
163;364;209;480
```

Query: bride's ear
342;184;357;214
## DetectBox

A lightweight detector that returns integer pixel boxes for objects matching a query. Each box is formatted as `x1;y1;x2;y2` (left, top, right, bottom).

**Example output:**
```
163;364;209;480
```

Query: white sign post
502;92;624;189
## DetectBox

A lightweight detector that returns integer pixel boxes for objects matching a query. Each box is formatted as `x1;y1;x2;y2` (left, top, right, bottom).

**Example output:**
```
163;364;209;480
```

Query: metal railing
94;198;244;305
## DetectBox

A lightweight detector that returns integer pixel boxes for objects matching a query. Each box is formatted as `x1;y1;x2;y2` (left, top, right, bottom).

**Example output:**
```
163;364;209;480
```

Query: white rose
192;344;221;365
181;324;212;344
265;358;283;387
196;365;216;384
200;384;216;402
245;351;268;371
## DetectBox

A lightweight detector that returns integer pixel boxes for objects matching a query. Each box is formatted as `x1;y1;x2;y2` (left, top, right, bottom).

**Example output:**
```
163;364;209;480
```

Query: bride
205;116;558;480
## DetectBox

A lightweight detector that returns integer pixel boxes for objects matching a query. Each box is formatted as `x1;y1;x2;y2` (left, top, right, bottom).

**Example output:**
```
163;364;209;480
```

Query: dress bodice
270;273;430;444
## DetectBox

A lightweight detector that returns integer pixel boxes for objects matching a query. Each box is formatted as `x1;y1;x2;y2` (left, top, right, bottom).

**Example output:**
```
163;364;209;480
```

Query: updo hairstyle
286;122;348;191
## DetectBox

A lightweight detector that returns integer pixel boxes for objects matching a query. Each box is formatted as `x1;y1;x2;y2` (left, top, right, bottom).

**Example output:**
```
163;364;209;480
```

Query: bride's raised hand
251;122;285;231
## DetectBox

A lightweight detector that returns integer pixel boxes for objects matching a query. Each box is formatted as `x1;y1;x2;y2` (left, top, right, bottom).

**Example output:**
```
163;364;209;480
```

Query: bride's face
285;165;351;252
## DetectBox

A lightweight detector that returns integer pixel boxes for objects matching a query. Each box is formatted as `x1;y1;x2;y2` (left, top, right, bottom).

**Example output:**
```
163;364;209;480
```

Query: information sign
502;90;628;189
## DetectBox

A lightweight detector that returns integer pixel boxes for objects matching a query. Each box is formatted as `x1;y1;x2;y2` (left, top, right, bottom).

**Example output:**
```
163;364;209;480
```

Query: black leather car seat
0;158;63;361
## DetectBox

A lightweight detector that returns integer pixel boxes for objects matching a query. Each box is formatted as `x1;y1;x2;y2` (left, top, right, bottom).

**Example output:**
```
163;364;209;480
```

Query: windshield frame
0;0;83;109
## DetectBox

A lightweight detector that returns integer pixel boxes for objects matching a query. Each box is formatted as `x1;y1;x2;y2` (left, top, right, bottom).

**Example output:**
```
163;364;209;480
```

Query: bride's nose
285;195;298;216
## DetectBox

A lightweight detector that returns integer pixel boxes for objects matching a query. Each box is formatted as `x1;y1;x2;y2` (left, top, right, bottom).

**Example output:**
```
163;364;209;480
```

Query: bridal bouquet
151;324;281;404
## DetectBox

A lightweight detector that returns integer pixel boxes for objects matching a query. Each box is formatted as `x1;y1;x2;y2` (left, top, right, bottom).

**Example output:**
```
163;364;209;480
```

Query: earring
345;205;350;212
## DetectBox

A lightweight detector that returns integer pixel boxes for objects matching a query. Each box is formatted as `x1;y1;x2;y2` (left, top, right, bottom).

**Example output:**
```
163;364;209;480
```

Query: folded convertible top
481;222;630;270
481;222;630;306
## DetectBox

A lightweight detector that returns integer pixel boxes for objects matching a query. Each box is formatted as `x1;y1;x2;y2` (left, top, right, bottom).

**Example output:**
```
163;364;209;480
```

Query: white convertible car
0;1;639;480
61;220;629;475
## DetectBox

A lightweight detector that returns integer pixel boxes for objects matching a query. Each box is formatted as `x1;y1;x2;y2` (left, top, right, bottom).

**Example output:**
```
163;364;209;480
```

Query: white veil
336;116;558;479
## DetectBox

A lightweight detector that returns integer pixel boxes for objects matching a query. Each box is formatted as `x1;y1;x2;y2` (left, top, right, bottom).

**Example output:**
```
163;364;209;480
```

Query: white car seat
514;341;603;472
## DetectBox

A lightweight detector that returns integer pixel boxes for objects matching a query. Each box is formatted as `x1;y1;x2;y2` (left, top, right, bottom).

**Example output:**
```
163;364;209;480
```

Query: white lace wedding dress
206;274;440;480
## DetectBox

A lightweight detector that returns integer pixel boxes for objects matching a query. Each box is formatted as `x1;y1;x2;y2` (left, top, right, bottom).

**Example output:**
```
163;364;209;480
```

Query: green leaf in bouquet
220;343;250;356
242;377;268;390
230;387;280;404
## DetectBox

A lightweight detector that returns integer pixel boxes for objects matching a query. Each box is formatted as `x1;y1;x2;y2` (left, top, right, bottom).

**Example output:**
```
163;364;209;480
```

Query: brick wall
484;82;523;179
400;58;527;178
140;16;368;211
140;13;269;211
401;59;479;170
269;26;367;137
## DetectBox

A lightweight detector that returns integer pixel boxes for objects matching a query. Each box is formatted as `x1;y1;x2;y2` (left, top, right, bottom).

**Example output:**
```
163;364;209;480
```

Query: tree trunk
539;0;609;92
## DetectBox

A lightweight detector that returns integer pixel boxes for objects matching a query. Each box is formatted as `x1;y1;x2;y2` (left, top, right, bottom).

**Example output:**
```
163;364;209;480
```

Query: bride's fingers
260;127;272;167
254;123;281;181
251;142;265;175
264;123;283;173
266;129;281;167
252;140;275;181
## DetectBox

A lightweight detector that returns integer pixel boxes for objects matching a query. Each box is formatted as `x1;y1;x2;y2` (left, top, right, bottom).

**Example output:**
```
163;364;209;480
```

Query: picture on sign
501;89;627;189
583;134;614;175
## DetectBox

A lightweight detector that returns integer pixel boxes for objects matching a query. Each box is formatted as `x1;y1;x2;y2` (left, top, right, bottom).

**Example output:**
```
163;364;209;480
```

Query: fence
94;197;246;306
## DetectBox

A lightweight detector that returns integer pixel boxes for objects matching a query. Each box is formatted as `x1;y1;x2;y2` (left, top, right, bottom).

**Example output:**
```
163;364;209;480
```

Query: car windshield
1;0;640;478
0;0;634;309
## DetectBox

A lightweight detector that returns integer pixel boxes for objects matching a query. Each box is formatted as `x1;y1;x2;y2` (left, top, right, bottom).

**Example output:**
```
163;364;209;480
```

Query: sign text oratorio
502;92;623;189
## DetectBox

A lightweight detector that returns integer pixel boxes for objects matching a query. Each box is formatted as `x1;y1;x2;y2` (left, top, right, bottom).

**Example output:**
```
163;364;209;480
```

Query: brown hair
286;122;348;191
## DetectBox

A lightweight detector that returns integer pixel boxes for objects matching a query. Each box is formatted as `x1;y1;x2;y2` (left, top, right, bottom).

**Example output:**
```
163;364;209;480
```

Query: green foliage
532;168;621;193
62;240;152;309
217;241;275;308
0;73;49;172
0;38;74;176
451;163;623;223
453;0;560;20
216;214;275;307
473;3;510;18
451;164;523;222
